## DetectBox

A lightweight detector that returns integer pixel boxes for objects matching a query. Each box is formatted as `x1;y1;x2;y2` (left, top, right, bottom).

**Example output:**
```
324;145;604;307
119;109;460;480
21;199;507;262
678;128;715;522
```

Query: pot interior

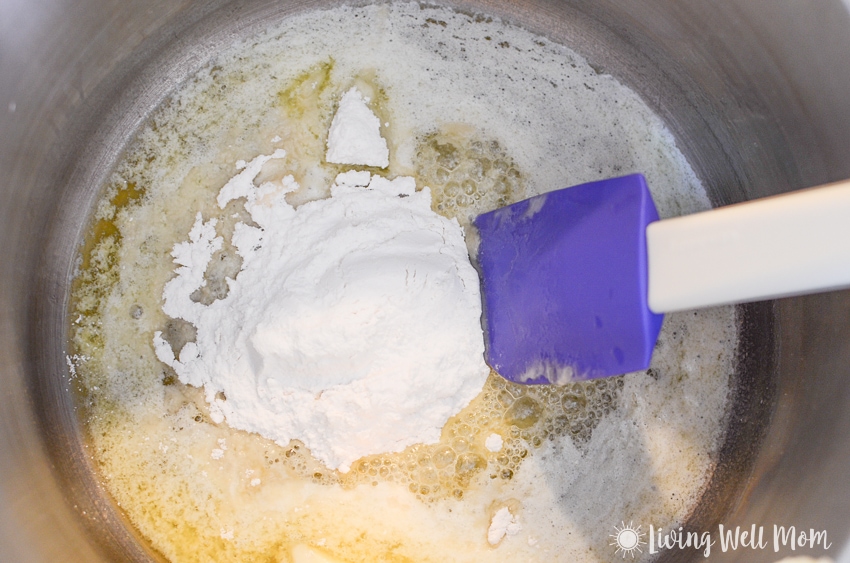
8;1;850;561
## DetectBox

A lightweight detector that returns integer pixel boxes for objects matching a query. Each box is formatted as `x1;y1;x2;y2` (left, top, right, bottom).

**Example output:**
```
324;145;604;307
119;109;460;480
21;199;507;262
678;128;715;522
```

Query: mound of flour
153;147;489;472
325;87;389;168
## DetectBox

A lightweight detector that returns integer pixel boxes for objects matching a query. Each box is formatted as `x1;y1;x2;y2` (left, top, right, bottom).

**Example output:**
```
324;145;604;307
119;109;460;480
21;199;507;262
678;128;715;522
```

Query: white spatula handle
646;179;850;313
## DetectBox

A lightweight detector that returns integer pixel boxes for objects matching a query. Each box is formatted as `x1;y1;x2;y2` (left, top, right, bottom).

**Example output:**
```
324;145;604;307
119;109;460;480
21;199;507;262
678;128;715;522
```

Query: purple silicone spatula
473;174;850;384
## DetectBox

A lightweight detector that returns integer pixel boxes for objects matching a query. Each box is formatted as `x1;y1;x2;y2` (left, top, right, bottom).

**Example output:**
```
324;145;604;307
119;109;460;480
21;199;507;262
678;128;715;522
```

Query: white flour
485;433;504;452
488;507;522;545
154;116;489;471
326;87;389;167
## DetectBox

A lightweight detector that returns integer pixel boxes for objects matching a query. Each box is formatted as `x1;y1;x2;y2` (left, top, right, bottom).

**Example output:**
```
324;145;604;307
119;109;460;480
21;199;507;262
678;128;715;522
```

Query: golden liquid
71;60;625;504
67;5;736;562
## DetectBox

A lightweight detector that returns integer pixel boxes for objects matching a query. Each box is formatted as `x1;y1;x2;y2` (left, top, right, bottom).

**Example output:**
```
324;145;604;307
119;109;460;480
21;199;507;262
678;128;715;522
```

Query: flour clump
325;87;389;168
488;507;522;545
154;123;489;472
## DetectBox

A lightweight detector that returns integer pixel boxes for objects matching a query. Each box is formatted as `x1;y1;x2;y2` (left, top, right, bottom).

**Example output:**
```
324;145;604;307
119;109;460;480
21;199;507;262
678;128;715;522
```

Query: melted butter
337;374;625;502
417;126;523;224
66;4;736;562
254;372;624;503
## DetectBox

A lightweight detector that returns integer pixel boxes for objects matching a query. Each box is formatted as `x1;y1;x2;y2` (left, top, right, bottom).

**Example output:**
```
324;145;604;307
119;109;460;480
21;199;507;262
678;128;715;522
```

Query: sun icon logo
610;521;646;558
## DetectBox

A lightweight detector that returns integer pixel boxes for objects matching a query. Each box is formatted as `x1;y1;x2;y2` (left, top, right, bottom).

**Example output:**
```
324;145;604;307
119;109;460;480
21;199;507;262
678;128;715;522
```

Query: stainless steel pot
2;1;849;561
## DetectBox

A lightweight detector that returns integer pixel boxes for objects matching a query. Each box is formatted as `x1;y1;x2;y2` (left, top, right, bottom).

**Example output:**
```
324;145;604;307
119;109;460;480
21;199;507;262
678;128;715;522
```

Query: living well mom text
648;524;832;557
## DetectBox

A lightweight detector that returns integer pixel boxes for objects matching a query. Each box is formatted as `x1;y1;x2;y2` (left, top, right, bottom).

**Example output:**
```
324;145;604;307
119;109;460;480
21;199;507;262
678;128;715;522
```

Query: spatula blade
473;174;662;384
